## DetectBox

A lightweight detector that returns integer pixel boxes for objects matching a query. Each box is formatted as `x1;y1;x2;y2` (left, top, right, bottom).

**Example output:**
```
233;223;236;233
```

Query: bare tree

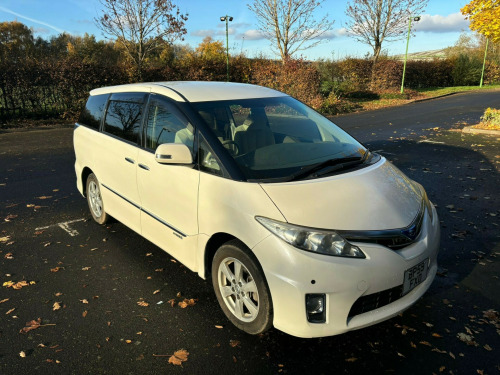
95;0;187;79
345;0;428;63
248;0;335;61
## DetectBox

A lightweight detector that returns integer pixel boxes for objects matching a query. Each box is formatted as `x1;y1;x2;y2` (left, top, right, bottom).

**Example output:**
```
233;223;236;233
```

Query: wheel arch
81;167;93;197
204;233;238;279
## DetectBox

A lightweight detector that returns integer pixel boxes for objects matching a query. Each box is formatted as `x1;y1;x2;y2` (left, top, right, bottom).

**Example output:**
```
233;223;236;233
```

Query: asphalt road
0;91;499;374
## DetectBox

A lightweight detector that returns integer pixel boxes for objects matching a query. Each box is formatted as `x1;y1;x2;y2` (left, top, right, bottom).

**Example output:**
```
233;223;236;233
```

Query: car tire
212;240;273;335
86;173;109;225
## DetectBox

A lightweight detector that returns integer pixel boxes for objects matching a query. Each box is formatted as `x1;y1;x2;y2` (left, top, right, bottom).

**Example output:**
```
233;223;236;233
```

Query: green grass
416;85;500;98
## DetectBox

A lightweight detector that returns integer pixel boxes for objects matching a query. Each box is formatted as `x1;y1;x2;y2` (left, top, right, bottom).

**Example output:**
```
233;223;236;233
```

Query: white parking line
417;139;445;144
35;218;86;237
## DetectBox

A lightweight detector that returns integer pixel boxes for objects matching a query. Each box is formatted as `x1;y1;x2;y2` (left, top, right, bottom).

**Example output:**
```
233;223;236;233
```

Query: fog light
306;294;326;323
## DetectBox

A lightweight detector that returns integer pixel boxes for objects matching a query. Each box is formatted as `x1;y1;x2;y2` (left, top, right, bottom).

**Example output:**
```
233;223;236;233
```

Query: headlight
255;216;365;258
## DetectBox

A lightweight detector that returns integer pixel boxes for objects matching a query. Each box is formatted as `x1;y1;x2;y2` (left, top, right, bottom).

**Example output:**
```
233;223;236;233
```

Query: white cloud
191;28;236;38
314;28;349;40
237;29;266;40
0;5;65;34
414;12;470;33
33;27;50;34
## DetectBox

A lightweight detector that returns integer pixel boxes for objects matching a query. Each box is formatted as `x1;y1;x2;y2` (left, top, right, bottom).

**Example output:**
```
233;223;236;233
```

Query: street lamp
400;16;421;94
220;15;233;82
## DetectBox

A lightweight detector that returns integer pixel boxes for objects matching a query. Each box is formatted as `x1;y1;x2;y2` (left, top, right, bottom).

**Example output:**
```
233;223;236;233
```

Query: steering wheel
222;140;239;156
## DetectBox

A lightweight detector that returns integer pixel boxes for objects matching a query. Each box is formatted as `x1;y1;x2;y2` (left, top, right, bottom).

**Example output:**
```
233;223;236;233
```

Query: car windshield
192;96;368;181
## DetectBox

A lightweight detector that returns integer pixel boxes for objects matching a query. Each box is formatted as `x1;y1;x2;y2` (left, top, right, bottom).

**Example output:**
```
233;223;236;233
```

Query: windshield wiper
286;151;370;182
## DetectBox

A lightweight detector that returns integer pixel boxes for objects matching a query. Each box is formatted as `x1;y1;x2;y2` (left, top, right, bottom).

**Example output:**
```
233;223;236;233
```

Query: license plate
402;259;429;295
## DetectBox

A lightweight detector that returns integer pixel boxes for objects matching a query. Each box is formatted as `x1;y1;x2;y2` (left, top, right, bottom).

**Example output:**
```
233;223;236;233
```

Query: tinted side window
199;136;224;177
144;98;194;151
104;100;143;143
78;94;109;130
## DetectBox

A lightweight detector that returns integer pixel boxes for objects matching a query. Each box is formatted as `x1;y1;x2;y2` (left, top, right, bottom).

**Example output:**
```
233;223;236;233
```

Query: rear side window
78;94;109;130
103;94;146;143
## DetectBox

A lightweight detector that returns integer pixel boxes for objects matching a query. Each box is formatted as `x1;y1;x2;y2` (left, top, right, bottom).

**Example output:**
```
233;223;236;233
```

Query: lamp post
220;15;233;82
400;15;420;94
480;38;489;88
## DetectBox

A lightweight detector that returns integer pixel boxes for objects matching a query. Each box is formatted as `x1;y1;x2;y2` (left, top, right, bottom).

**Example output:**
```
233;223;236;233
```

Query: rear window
78;94;109;130
103;93;147;143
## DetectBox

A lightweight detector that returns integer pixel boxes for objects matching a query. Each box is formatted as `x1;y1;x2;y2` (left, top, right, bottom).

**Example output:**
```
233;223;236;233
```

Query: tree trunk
370;42;382;90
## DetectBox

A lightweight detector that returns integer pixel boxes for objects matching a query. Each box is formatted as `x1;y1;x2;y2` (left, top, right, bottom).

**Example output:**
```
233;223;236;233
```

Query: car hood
259;158;423;231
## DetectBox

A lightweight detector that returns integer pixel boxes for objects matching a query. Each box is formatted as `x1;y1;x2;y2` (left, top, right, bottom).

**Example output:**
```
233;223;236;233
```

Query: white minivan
74;81;440;338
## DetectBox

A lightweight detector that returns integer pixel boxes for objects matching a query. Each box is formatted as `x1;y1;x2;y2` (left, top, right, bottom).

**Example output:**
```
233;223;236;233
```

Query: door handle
138;164;150;171
125;157;135;164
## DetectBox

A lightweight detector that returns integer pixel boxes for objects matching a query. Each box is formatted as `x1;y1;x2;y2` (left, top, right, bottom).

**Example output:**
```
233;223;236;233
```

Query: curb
462;126;500;136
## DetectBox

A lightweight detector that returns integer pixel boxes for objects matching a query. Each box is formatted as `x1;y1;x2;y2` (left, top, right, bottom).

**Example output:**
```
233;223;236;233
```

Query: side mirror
155;143;193;165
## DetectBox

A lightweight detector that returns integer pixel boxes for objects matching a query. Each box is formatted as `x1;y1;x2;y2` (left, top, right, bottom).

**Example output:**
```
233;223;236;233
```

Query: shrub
481;107;500;125
251;59;323;109
452;54;482;86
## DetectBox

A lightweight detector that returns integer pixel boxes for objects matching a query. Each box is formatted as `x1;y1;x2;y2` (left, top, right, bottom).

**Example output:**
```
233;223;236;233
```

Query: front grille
348;285;403;318
341;200;426;251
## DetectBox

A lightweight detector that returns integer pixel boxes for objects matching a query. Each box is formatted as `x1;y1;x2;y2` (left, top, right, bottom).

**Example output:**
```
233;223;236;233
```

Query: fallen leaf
6;308;15;315
432;333;443;338
4;252;13;259
20;318;41;333
457;332;477;346
80;299;89;304
82;310;88;318
55;292;62;297
153;289;160;295
229;340;240;348
4;214;18;222
37;196;52;200
168;349;189;366
19;351;26;358
419;341;432;347
0;298;9;303
81;267;91;271
432;348;447;354
51;267;61;273
178;298;197;308
4;280;31;290
345;357;357;362
449;352;455;359
137;301;149;307
0;236;11;242
439;366;446;372
483;344;492;351
215;325;223;329
167;299;175;307
125;340;132;344
53;302;61;311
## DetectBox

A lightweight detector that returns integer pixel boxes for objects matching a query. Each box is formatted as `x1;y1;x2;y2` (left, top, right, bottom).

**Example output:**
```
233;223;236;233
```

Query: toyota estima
74;81;440;338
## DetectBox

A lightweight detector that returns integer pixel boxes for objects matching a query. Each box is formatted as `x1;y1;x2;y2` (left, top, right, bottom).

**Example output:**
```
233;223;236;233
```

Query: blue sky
0;0;473;60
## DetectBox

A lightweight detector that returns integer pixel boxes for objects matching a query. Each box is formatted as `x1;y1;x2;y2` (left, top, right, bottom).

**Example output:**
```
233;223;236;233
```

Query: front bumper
251;205;440;338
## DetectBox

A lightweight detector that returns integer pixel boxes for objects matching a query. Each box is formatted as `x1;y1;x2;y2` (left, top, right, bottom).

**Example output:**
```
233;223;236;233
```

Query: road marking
417;140;445;144
36;218;85;237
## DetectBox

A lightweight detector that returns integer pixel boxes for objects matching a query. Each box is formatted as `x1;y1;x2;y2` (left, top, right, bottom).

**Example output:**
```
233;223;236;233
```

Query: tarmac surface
0;90;499;374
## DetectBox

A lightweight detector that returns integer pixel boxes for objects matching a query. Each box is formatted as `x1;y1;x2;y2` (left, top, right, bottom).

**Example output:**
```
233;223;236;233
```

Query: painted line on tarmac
417;140;445;144
36;218;86;237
